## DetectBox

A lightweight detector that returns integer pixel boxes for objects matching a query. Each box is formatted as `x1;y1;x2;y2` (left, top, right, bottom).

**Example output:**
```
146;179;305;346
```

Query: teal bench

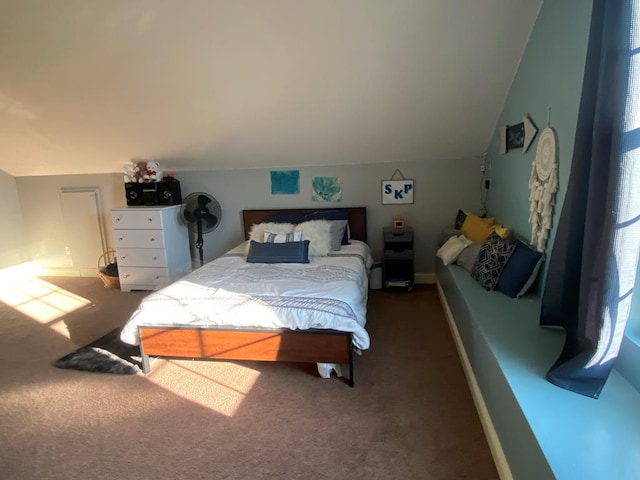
436;261;640;480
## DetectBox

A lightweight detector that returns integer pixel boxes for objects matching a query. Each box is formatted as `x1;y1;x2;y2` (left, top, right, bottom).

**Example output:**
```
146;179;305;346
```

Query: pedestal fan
181;192;222;266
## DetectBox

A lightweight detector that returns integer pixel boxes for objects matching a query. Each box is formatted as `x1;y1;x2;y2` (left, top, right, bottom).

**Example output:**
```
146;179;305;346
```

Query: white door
60;189;106;274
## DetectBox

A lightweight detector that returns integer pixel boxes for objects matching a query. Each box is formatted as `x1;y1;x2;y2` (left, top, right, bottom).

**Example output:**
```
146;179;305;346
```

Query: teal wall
484;0;640;393
485;0;594;284
454;4;640;478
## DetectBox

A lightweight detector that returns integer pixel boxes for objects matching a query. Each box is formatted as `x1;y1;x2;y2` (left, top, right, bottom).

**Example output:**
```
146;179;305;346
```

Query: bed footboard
138;326;355;387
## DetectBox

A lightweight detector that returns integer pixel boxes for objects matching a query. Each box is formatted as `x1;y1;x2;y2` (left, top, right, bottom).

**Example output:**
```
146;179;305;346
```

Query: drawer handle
155;275;161;280
150;237;155;242
120;255;127;260
118;237;124;241
115;217;121;222
147;218;153;222
123;274;130;279
152;256;158;260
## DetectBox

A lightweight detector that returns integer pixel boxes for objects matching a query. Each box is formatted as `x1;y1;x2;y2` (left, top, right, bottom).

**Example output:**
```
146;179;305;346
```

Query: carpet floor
0;276;498;480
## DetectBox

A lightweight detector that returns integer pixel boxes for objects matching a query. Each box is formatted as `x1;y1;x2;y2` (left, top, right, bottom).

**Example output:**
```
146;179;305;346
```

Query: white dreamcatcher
528;118;558;253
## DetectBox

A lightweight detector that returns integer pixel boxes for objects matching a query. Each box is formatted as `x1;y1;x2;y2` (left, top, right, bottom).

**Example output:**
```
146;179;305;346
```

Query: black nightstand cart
383;227;414;291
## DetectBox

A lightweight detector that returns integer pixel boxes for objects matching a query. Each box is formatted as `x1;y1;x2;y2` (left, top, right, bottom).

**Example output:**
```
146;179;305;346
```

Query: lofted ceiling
0;0;542;177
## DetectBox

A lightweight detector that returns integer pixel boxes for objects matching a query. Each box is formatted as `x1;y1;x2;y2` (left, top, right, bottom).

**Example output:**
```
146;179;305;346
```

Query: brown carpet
0;277;498;480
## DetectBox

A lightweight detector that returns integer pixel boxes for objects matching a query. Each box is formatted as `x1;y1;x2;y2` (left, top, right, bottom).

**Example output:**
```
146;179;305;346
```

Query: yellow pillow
494;225;509;238
464;213;495;226
461;214;496;243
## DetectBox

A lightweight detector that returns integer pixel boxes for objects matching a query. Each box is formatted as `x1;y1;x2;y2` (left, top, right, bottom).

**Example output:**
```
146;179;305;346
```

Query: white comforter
120;240;373;350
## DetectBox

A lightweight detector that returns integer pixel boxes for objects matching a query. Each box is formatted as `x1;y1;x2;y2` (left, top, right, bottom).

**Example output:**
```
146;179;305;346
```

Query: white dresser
111;205;192;292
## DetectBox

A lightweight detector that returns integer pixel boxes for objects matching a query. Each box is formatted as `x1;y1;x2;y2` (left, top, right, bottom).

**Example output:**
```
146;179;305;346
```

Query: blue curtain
540;0;640;399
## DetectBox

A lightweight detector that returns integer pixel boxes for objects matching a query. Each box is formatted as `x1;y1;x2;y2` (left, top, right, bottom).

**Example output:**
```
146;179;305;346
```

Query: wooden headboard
242;207;367;243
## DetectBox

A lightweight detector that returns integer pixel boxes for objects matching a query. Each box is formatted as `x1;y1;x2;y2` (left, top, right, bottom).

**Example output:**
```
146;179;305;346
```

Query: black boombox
125;181;182;206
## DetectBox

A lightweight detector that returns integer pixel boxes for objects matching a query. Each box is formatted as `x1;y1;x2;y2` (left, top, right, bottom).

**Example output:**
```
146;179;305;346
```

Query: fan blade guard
180;191;222;235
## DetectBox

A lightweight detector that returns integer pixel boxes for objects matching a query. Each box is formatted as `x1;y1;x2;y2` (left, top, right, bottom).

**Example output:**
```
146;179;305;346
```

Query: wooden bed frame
138;207;368;387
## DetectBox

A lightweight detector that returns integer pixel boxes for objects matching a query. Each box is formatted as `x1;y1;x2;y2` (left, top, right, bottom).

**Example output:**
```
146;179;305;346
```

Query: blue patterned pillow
246;240;310;263
471;232;517;290
263;231;303;243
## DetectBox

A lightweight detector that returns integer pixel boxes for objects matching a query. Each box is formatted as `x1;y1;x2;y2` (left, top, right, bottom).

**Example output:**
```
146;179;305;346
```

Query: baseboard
436;280;513;480
414;272;436;284
40;267;95;277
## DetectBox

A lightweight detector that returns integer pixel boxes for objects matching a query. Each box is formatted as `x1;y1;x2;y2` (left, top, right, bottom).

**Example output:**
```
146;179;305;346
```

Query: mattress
120;240;373;350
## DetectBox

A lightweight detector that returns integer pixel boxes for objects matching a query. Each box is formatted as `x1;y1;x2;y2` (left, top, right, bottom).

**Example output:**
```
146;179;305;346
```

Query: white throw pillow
436;235;471;266
249;223;295;243
293;220;331;256
263;231;303;243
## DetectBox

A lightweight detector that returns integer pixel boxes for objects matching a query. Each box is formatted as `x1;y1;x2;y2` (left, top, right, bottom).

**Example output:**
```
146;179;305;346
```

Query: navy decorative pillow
471;232;517;290
497;239;544;298
305;210;350;245
263;213;306;224
454;209;467;229
246;240;310;263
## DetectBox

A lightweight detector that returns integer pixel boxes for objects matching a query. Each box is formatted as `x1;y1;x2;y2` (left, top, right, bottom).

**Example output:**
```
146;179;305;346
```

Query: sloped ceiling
0;0;542;177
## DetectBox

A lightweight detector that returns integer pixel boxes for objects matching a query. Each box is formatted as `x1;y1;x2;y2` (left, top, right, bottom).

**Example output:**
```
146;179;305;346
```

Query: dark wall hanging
499;114;538;153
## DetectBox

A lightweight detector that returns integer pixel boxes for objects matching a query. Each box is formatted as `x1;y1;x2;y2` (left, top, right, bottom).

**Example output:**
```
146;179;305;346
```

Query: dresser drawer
114;229;165;249
384;249;413;260
118;267;170;287
111;206;189;292
116;248;168;267
383;229;413;244
111;210;165;230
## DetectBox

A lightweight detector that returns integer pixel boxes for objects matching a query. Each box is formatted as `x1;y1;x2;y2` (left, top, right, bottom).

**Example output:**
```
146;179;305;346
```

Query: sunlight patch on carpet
146;359;261;417
0;262;91;337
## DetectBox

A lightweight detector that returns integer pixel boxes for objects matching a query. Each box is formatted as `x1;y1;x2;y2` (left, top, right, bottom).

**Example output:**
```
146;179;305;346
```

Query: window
617;1;640;391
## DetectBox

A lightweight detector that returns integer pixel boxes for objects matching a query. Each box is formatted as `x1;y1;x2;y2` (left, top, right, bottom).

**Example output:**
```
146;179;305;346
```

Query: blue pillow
246;240;310;263
497;239;544;298
263;213;306;224
305;210;350;245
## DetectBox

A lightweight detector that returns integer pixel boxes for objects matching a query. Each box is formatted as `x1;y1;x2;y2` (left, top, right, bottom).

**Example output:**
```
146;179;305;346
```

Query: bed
119;207;371;386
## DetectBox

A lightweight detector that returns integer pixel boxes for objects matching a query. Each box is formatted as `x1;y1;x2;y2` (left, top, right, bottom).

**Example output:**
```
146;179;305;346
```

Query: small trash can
369;262;382;290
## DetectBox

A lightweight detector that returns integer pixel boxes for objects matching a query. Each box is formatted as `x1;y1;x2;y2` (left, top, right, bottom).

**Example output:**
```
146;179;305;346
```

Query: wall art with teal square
312;176;342;202
270;170;300;195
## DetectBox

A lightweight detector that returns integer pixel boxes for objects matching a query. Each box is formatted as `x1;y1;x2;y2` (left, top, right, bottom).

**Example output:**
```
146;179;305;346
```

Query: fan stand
196;219;204;266
181;191;221;267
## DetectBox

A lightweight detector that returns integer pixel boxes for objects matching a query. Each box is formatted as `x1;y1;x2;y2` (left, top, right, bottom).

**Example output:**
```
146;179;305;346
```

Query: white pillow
293;220;331;256
436;235;471;266
249;223;295;243
263;231;303;243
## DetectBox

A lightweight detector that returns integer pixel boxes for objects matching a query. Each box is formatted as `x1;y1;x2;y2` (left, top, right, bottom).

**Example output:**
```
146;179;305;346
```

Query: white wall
15;173;123;273
0;170;28;268
14;158;481;276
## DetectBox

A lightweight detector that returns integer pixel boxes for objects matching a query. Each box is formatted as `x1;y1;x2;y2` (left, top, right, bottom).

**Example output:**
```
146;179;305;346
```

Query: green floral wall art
312;176;342;202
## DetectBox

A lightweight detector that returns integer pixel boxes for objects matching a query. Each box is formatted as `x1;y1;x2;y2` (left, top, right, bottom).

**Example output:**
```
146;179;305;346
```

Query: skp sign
382;179;414;204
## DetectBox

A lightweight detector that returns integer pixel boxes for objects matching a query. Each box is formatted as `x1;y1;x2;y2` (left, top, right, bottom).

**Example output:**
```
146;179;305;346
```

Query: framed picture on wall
382;179;414;204
506;122;525;150
270;170;300;195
